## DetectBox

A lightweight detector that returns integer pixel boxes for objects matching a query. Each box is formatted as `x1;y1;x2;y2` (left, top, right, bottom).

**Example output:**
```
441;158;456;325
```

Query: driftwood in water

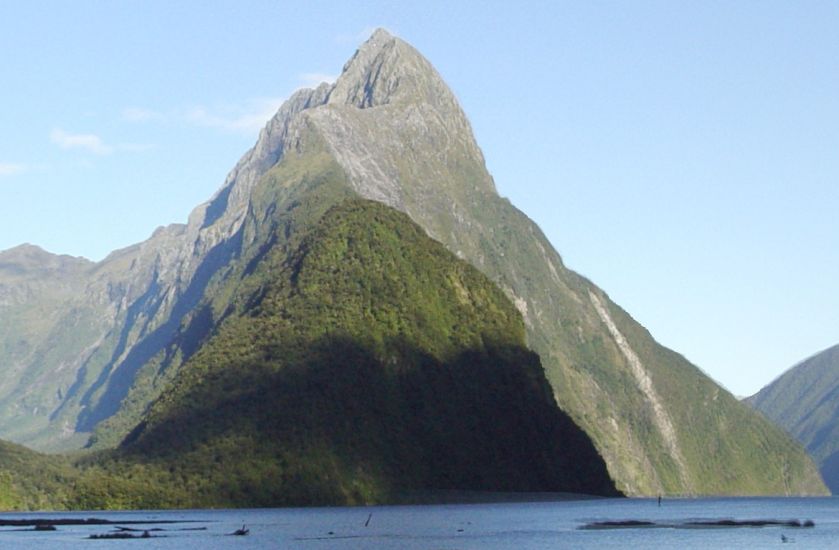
89;530;153;540
581;518;816;530
228;524;249;536
0;517;198;527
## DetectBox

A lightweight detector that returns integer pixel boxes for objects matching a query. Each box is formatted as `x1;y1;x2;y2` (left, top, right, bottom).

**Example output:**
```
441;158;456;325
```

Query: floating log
0;517;198;527
580;518;816;530
228;525;249;536
89;530;153;540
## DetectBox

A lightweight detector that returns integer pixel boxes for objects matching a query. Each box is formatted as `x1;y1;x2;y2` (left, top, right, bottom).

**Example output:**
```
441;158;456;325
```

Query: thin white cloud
298;72;339;88
118;143;156;153
128;92;329;136
123;107;164;123
49;128;153;155
335;26;379;45
0;163;26;177
186;78;338;136
50;128;113;155
185;97;286;134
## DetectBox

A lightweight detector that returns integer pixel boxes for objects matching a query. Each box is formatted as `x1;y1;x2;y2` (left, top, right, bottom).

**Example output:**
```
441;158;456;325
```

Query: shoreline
391;490;613;505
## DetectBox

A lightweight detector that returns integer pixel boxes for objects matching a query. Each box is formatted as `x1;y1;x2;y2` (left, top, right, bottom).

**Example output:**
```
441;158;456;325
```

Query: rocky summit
0;29;826;498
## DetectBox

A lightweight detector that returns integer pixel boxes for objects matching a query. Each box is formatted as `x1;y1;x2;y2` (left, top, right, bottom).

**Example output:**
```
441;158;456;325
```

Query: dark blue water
1;497;837;548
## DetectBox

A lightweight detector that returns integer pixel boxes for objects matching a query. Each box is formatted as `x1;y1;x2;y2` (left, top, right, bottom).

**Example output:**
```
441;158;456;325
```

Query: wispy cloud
122;107;164;123
50;128;113;155
298;72;339;88
50;128;153;155
0;163;27;177
125;90;335;136
185;97;286;134
118;143;156;153
335;26;380;45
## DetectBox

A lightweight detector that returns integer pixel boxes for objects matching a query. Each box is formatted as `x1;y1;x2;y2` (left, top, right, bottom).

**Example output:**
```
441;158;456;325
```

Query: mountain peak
0;243;92;276
0;242;46;257
360;27;395;50
328;28;454;110
0;243;86;264
368;27;394;42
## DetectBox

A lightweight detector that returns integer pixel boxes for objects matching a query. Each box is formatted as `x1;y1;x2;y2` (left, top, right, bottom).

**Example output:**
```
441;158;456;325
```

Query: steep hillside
83;199;617;507
749;344;839;492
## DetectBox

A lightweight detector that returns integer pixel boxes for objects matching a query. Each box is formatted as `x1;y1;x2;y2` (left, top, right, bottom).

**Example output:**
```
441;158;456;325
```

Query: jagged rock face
749;344;839;493
0;29;827;496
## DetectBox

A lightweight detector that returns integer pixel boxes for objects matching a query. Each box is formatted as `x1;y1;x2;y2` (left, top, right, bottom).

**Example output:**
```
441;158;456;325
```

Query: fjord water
2;498;838;549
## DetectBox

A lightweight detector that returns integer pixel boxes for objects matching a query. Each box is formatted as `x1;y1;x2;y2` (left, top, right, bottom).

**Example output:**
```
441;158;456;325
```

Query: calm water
2;497;838;549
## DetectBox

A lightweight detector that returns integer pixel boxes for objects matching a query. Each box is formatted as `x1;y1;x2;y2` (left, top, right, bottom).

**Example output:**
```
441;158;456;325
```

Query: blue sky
1;1;836;396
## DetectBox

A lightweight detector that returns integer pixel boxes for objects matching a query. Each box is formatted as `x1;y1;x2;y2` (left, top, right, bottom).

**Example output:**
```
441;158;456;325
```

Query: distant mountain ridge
749;344;839;492
0;28;826;497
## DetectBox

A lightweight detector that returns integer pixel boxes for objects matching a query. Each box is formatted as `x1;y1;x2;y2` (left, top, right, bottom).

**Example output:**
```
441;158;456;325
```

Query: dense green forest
0;200;616;509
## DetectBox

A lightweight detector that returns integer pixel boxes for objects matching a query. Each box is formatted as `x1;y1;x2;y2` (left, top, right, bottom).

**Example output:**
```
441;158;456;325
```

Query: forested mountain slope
749;344;839;492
